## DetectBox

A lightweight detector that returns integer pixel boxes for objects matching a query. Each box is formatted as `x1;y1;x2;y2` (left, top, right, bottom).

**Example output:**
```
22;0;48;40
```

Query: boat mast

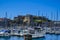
42;12;43;27
46;12;47;27
57;10;58;21
51;12;53;28
37;10;39;17
5;12;8;29
56;10;58;27
38;11;40;26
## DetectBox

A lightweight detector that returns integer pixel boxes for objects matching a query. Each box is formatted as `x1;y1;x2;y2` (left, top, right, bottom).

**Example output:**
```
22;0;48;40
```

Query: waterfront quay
0;26;60;36
0;25;60;40
0;34;60;40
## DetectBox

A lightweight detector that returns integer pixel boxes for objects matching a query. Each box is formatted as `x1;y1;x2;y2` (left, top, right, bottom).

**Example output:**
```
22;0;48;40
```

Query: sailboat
49;12;55;34
32;11;46;38
54;10;60;35
0;12;11;36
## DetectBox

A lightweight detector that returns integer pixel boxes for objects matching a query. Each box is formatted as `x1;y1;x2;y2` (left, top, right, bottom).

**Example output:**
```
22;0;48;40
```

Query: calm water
0;34;60;40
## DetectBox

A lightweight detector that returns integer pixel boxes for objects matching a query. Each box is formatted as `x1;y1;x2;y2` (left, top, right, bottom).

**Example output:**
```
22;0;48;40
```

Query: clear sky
0;0;60;21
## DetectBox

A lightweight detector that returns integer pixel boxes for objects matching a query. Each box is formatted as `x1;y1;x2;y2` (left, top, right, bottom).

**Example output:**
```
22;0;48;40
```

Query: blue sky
0;0;60;21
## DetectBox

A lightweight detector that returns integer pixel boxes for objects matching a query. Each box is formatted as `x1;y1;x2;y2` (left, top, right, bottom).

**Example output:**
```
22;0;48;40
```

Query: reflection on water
32;37;45;40
0;36;24;40
10;36;24;40
0;36;10;40
45;34;60;40
0;34;60;40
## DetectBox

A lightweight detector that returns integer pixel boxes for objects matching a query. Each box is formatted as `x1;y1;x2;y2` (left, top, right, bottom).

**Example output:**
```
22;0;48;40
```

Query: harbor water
0;34;60;40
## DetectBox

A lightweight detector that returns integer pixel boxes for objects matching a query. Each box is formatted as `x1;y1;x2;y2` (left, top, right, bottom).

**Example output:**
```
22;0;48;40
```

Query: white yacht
19;27;46;38
30;30;45;38
55;27;60;34
20;29;30;36
0;30;10;36
11;29;20;36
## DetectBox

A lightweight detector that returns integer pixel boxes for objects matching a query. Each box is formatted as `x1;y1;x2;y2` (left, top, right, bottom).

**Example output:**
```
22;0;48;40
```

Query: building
0;18;11;27
13;15;25;26
23;14;33;26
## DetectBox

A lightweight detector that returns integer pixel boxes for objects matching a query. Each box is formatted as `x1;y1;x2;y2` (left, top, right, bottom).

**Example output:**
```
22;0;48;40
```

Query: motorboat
19;27;46;38
0;29;11;36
